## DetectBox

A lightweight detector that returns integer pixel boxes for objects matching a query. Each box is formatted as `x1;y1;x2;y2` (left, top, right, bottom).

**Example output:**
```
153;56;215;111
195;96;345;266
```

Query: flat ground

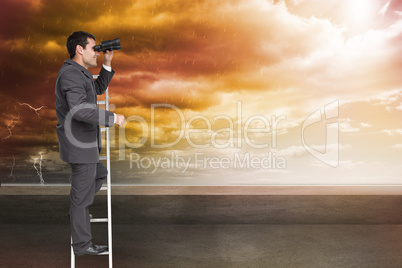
1;186;402;268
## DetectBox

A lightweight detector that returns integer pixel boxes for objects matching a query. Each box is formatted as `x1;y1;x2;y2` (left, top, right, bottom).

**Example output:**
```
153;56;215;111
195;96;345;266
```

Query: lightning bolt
33;152;45;185
2;101;46;141
2;102;48;183
18;102;47;119
1;109;20;142
8;153;16;182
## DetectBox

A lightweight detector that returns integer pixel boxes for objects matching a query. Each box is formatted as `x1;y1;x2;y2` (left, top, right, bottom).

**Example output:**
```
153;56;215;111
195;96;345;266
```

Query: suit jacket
55;59;115;163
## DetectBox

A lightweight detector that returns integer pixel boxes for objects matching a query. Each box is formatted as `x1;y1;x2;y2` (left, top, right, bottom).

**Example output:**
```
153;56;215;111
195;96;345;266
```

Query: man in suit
55;31;125;256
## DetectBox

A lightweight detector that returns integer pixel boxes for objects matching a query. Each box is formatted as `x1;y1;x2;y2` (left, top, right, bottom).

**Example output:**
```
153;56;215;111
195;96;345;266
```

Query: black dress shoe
75;244;108;256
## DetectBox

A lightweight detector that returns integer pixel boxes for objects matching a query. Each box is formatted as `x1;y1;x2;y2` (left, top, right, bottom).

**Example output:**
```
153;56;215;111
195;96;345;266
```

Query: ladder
71;75;113;267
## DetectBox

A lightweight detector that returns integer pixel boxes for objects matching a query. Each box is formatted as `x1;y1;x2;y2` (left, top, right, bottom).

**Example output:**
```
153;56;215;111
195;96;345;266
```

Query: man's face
82;38;99;68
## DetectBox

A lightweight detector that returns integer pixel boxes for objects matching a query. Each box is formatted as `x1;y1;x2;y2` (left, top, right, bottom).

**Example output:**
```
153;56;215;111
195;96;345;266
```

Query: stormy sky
1;0;402;185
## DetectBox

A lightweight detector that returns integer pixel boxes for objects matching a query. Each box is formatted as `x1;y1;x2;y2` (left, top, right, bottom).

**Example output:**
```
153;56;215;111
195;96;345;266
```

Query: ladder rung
99;156;107;161
97;100;106;105
100;186;108;191
90;218;108;223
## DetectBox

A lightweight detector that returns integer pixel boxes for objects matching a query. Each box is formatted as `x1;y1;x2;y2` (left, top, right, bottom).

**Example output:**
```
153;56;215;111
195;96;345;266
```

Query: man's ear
76;45;84;56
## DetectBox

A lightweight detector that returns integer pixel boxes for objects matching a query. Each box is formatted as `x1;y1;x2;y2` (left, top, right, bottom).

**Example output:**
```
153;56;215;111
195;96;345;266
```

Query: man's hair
66;31;96;59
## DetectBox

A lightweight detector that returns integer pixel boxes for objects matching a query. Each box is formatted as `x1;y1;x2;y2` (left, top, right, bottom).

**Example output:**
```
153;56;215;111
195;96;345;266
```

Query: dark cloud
2;0;402;184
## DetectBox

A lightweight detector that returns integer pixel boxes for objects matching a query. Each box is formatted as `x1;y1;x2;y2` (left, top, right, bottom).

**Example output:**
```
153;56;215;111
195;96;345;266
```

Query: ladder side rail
71;237;75;268
105;87;113;268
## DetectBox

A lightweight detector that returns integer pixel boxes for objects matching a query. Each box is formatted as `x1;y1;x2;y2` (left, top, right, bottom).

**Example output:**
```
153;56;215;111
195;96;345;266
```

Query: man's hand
115;114;125;127
103;50;114;67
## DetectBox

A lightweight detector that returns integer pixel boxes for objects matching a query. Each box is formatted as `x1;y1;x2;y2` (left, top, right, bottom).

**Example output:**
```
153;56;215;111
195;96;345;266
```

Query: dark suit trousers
69;162;107;254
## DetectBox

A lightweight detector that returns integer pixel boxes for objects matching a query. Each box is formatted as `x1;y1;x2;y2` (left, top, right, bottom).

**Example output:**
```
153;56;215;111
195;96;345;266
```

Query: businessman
55;31;125;256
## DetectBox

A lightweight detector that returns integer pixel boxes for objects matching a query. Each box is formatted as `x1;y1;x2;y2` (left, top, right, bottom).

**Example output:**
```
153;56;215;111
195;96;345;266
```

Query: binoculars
94;38;121;52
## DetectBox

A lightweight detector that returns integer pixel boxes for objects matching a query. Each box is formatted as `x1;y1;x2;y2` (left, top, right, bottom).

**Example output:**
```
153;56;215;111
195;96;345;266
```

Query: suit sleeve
61;67;115;127
94;67;115;95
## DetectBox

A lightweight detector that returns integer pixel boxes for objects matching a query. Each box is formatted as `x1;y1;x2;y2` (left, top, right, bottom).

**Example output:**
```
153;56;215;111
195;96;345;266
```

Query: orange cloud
2;0;402;184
